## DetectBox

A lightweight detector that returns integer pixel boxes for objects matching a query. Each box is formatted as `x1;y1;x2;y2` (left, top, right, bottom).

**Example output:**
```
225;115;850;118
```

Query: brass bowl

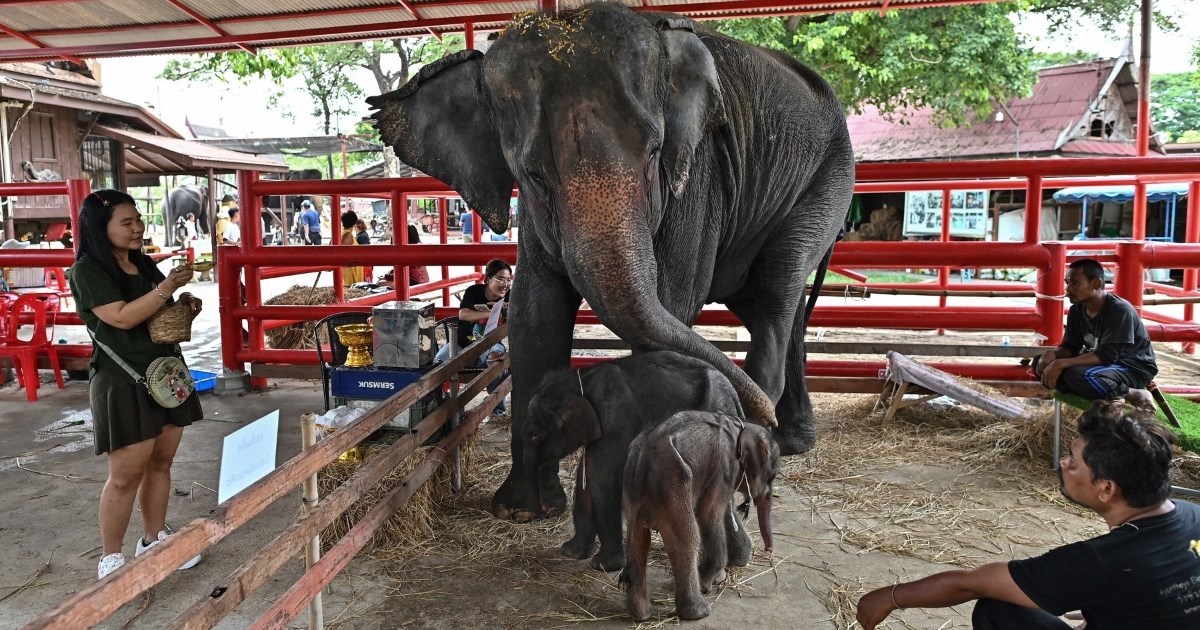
335;323;374;367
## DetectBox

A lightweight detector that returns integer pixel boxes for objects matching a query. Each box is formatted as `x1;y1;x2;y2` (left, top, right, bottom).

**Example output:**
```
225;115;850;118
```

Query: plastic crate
190;369;217;392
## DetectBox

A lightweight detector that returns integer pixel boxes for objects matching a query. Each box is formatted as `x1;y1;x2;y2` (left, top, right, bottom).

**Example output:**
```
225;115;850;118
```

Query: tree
716;4;1034;126
1150;72;1200;143
160;36;463;177
714;1;1191;126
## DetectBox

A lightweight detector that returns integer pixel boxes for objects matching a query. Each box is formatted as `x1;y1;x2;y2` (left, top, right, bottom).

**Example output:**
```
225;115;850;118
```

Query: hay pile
843;206;903;242
316;429;481;555
265;284;368;349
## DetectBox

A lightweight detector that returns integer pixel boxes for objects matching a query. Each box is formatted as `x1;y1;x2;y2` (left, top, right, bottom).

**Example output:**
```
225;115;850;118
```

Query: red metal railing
4;156;1200;392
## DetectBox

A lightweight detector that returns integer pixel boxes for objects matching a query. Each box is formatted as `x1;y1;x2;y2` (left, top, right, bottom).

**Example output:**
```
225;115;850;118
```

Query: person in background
221;208;241;246
856;401;1199;629
1034;258;1157;410
300;200;321;245
355;218;372;283
340;210;364;288
460;208;474;243
68;190;204;580
213;209;229;246
434;259;512;412
406;223;429;286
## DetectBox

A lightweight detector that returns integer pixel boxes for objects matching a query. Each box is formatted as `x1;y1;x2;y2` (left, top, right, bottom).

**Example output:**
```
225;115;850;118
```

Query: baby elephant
621;411;780;621
524;351;745;571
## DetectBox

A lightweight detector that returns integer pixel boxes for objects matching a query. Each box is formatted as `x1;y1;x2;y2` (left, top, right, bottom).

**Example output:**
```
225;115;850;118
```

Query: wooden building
0;60;286;241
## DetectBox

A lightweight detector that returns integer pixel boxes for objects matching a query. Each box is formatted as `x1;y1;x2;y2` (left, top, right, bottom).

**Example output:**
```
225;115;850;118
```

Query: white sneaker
97;552;125;579
135;529;201;570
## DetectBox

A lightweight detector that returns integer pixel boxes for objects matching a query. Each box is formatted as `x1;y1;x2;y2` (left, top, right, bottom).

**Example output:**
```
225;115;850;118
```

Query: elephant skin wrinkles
367;2;854;520
524;351;746;572
620;411;781;622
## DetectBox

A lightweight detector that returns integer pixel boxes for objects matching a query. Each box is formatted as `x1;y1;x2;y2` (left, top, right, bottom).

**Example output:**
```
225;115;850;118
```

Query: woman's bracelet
891;583;904;610
154;284;171;301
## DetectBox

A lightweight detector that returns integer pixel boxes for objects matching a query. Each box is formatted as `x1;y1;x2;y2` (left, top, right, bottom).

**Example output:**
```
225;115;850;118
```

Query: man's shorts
1056;364;1144;400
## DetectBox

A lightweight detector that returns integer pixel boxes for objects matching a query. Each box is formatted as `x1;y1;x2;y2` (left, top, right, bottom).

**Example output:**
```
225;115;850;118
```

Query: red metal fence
3;156;1200;391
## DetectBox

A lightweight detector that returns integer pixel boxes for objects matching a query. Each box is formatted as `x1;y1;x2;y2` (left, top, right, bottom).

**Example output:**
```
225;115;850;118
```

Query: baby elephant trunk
756;494;774;553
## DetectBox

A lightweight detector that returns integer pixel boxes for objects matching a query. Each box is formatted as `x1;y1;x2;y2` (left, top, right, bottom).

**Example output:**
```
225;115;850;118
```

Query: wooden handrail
23;324;508;630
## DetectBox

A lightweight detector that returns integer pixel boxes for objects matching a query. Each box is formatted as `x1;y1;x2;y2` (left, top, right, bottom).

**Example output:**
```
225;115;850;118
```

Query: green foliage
1029;50;1098;69
1150;72;1200;143
716;5;1034;125
1033;0;1181;32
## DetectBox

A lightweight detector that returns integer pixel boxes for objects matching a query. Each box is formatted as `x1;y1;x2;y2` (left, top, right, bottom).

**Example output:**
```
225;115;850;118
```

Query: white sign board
218;410;279;504
904;190;989;238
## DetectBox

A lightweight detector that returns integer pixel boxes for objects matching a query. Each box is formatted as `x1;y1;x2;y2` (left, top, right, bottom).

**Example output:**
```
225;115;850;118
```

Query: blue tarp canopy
1053;183;1190;203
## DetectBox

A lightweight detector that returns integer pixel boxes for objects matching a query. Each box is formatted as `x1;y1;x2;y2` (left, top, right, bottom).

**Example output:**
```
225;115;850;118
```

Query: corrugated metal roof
92;125;290;174
0;0;1007;62
846;59;1158;163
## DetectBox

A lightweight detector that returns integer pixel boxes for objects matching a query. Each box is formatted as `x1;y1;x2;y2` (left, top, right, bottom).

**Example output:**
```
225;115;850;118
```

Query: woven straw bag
147;297;198;344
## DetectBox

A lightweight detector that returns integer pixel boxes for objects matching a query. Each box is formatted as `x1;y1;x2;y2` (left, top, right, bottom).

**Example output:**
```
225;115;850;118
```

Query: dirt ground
3;276;1200;629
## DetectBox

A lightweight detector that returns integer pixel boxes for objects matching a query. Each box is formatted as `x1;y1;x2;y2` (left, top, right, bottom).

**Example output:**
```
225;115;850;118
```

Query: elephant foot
700;568;726;594
675;596;711;621
590;548;625;572
773;419;816;456
492;468;567;521
627;594;653;622
561;536;595;560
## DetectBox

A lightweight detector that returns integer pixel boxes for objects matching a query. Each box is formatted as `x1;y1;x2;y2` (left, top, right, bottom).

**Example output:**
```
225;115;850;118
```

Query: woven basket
147;298;197;344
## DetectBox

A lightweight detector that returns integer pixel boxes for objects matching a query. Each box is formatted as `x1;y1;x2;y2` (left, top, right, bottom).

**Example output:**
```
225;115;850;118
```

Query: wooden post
299;414;324;630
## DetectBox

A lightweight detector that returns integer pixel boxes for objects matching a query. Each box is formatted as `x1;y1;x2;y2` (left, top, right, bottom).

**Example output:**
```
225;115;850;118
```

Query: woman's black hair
341;210;358;230
484;258;512;280
75;189;164;295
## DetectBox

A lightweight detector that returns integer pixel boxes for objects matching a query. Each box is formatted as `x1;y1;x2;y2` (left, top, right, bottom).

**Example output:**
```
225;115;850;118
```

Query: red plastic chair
0;292;64;401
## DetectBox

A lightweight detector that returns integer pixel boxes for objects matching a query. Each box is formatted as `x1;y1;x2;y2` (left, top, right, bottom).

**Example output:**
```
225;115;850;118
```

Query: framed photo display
903;190;988;238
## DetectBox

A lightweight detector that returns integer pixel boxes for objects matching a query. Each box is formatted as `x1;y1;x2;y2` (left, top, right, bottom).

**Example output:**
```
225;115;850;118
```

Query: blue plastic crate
190;369;217;393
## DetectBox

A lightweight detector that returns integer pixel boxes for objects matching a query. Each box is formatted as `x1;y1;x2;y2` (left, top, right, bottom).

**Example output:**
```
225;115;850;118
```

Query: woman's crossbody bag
90;334;194;408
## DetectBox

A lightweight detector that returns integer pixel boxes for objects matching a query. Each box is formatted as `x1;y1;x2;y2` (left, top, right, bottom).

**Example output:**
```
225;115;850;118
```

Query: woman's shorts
90;367;203;455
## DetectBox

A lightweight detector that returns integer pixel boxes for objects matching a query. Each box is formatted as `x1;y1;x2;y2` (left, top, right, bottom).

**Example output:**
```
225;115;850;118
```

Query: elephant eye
524;170;549;200
528;432;543;445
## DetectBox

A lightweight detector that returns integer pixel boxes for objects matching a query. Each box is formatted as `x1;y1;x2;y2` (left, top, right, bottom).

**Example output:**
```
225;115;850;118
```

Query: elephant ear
367;49;513;232
736;425;778;498
655;18;726;198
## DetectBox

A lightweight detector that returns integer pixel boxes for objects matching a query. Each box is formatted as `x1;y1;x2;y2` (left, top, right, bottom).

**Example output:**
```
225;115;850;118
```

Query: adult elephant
368;3;853;520
161;185;210;248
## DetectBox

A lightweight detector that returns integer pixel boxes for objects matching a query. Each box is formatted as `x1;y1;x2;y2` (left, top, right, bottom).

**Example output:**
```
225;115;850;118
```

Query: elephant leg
726;267;815;454
723;501;752;568
698;501;729;593
561;465;596;559
589;462;626;572
622;521;654;622
661;513;709;620
492;243;581;520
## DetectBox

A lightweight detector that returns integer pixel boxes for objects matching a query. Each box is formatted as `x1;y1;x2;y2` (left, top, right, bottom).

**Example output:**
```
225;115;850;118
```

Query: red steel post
66;179;90;255
1037;242;1066;346
1114;241;1145;310
1137;0;1152;157
1132;181;1147;241
1185;181;1200;352
1024;175;1043;243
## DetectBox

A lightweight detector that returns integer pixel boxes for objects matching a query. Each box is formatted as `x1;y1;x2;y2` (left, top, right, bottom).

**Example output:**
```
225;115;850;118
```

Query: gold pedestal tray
335;323;374;368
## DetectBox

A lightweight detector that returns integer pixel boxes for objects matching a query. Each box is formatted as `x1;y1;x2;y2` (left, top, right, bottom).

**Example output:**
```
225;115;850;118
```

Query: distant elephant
524;351;744;571
620;411;780;621
162;185;209;248
368;2;853;520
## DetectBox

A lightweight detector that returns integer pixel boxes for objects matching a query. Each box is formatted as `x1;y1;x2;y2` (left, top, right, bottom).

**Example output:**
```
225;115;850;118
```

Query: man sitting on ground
1035;258;1157;409
857;401;1198;629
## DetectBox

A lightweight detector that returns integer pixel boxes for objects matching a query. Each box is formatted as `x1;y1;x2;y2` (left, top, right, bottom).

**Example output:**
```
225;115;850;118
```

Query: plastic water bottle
1001;336;1011;347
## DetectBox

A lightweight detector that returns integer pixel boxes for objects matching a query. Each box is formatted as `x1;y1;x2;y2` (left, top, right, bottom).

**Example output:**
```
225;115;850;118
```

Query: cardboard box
371;300;436;368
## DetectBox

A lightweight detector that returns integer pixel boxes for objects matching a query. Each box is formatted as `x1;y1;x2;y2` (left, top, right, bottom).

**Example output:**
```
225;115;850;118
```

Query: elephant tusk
581;447;587;490
729;498;739;532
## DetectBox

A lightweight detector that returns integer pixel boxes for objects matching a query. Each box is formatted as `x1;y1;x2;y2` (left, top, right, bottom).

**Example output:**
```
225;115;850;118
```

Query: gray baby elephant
621;411;780;621
524;351;745;571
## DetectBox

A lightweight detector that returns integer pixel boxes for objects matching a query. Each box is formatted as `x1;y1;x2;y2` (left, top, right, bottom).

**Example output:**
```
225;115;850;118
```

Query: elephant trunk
755;494;773;553
562;223;778;427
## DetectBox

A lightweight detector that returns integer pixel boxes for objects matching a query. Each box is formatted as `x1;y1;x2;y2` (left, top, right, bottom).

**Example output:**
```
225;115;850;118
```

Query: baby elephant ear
367;50;513;232
656;18;726;198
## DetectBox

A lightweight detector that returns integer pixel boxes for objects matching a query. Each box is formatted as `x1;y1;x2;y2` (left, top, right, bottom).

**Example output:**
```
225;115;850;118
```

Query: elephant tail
803;236;838;330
